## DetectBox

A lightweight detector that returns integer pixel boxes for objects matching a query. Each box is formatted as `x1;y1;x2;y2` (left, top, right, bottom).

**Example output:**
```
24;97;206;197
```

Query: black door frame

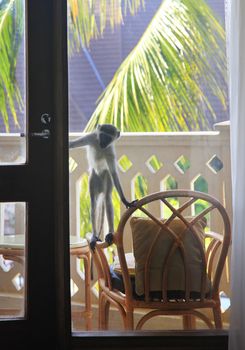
0;0;71;348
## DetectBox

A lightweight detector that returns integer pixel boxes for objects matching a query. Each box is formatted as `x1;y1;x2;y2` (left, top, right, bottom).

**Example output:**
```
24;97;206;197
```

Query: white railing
0;122;232;324
69;121;232;235
0;133;26;164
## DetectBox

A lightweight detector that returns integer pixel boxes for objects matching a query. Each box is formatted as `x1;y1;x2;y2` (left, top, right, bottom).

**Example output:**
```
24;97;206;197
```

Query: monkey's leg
90;199;100;252
96;196;105;239
89;171;103;251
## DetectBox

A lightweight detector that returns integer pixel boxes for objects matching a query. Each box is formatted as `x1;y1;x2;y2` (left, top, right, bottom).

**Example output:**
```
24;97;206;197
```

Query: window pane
0;0;26;164
68;0;230;332
0;202;26;318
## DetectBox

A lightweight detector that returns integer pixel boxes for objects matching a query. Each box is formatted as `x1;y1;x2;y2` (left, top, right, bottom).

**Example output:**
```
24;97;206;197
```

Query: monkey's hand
124;199;138;209
89;236;102;252
105;232;114;246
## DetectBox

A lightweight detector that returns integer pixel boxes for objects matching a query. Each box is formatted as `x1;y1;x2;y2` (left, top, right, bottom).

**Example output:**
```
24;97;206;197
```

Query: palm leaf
68;0;145;52
85;0;227;132
0;0;143;131
0;0;24;132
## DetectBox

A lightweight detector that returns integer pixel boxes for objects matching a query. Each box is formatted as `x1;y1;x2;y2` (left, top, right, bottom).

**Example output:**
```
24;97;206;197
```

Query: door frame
0;0;71;348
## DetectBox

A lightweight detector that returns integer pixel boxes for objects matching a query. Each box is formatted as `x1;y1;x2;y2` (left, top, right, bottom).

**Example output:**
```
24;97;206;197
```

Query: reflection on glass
68;0;230;331
0;202;26;318
0;0;26;164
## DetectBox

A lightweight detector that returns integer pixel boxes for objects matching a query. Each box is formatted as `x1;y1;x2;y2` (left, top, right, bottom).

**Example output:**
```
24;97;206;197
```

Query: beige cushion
130;216;209;296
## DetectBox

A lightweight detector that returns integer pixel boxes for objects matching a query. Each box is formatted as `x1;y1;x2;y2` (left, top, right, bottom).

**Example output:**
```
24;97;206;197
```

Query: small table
70;236;92;330
0;234;92;330
113;252;136;276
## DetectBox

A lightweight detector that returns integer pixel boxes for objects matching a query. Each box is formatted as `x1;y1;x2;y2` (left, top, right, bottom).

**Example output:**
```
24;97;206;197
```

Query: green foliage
118;155;133;172
193;176;210;224
0;0;23;131
134;174;147;198
112;187;120;228
68;0;144;52
0;0;227;133
148;155;163;173
193;175;208;193
0;0;143;131
133;174;148;217
162;175;179;218
79;173;91;237
176;156;190;174
85;0;227;132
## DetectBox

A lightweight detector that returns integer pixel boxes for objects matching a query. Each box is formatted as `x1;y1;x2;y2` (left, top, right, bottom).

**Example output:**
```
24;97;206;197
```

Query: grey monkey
69;124;137;251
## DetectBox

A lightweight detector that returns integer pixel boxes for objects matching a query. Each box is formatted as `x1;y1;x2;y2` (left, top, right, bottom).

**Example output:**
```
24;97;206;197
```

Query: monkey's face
97;124;120;149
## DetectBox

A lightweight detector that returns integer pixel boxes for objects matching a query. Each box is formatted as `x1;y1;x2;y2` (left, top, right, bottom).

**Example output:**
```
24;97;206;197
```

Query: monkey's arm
107;158;137;208
69;133;96;148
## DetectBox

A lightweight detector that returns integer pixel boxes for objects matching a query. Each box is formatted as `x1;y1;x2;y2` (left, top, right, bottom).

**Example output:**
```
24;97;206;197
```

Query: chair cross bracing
92;190;231;330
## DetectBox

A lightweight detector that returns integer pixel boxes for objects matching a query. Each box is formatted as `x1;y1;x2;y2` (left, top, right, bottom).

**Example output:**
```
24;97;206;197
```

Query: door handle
30;129;50;139
20;114;51;139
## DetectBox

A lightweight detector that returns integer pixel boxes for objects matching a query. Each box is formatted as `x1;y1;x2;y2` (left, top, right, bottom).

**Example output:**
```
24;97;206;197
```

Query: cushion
130;216;210;296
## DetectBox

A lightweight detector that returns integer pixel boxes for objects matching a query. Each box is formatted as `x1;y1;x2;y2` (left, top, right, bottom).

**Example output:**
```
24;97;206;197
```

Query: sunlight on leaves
161;175;179;218
79;173;91;238
85;0;227;132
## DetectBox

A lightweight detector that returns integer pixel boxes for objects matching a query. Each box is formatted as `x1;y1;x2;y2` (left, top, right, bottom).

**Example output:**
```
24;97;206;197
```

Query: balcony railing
0;121;232;329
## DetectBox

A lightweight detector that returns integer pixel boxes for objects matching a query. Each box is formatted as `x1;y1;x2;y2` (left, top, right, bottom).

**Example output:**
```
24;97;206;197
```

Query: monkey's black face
99;132;117;148
97;124;120;149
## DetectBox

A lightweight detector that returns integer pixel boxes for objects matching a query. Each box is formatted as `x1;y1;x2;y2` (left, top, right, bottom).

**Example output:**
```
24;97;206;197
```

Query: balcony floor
71;303;229;332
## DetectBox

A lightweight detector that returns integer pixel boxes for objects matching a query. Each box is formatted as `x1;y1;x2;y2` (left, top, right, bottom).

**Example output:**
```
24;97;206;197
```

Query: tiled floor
71;304;216;332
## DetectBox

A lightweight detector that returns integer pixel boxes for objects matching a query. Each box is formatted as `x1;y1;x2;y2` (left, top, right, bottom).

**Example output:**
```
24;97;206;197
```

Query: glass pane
0;202;26;318
68;0;230;332
0;0;26;164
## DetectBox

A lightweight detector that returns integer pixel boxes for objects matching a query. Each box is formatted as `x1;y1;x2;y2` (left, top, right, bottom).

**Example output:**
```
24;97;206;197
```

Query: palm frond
68;0;144;52
0;0;24;132
85;0;227;132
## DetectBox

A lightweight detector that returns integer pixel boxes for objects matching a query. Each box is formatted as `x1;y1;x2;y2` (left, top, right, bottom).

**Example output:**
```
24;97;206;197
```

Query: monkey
69;124;137;251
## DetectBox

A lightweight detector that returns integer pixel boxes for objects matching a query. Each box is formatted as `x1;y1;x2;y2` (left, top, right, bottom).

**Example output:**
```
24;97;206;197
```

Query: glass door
0;1;70;348
68;1;229;349
0;1;228;349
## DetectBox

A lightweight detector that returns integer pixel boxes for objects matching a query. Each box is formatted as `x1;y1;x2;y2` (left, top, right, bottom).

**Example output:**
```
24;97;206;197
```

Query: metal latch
30;129;50;139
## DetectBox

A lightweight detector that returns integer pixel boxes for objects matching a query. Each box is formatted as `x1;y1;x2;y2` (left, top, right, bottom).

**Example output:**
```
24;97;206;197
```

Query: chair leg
103;300;110;329
98;293;103;330
182;315;196;330
213;306;223;329
124;310;134;330
99;293;110;330
83;253;92;330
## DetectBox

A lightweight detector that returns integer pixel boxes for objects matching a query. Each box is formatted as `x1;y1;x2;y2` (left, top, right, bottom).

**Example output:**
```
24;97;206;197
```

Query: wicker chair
92;190;231;330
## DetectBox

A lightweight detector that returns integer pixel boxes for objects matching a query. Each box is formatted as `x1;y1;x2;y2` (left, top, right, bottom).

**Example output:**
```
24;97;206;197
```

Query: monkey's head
96;124;120;149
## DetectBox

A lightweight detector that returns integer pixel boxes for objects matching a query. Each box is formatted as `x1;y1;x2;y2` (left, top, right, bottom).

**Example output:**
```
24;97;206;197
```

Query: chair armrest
205;231;223;280
205;231;223;242
93;240;113;290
